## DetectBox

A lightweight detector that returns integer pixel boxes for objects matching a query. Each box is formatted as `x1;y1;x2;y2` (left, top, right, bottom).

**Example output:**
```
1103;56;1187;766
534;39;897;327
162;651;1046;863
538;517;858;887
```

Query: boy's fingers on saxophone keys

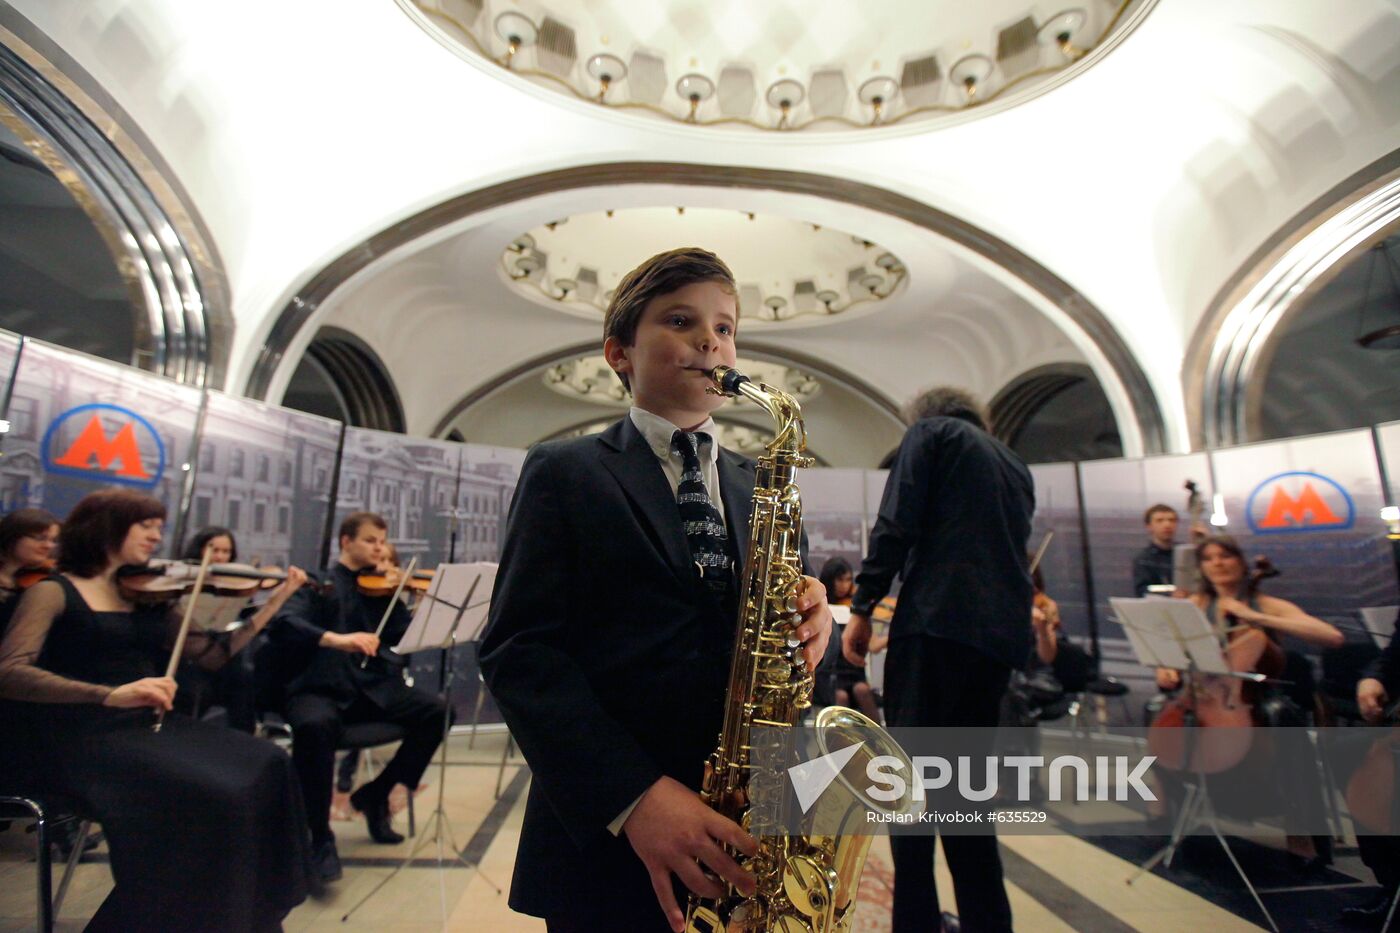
646;867;684;933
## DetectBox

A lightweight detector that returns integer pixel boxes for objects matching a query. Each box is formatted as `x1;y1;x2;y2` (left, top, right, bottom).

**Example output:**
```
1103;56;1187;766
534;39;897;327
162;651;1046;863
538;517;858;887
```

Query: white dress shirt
607;407;727;836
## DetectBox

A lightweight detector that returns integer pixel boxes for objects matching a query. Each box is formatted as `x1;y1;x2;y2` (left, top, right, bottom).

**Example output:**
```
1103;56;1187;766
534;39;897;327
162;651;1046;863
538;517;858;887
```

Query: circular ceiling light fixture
676;73;716;121
1038;8;1090;59
765;79;807;128
586;53;628;100
949;54;995;101
412;0;1156;132
500;207;908;325
493;11;537;68
857;76;900;125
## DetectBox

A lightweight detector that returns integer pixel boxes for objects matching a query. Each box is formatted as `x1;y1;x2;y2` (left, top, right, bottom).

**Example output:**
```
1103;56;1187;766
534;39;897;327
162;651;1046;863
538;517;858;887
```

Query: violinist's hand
622;776;757;933
1031;606;1049;633
794;575;832;673
1359;677;1389;724
279;566;308;595
104;676;177;711
1155;667;1181;691
323;631;379;656
844;612;872;666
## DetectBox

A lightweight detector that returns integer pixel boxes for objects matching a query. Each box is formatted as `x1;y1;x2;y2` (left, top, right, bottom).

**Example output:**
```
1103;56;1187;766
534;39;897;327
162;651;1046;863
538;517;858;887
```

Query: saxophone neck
707;366;811;461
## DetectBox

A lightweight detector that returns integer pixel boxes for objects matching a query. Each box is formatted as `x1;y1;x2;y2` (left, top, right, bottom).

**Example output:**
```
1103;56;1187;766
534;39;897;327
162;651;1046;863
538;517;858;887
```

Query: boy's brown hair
602;247;739;392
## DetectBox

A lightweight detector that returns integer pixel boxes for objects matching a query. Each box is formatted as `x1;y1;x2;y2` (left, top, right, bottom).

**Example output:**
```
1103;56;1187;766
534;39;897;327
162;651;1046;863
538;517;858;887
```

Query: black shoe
52;820;102;862
940;911;961;933
350;785;404;844
1341;890;1396;928
312;837;342;886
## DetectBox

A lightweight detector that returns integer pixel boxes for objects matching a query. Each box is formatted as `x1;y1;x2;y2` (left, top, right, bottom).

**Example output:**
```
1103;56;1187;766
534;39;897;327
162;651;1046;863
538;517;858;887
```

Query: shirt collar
629;407;718;464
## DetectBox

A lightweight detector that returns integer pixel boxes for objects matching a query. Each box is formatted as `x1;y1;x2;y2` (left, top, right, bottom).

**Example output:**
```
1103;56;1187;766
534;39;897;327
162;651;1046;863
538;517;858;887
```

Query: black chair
339;721;417;837
0;792;92;933
258;715;418;837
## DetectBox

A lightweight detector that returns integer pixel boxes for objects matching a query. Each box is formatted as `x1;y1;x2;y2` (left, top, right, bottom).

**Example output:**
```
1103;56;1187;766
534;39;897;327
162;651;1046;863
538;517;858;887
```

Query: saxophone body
685;366;915;933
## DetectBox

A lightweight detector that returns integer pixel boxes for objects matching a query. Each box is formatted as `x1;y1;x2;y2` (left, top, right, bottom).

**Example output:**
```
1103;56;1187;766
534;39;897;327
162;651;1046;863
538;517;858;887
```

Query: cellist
1168;535;1342;867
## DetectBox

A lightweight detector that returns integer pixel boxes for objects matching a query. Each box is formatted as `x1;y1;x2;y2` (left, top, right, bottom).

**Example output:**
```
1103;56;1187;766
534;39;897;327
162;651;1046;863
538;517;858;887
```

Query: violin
1147;555;1285;773
117;559;299;604
355;566;433;598
13;559;57;590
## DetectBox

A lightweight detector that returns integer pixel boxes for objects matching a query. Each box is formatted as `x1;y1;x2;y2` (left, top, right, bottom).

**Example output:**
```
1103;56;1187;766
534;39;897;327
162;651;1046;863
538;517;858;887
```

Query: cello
1147;555;1286;773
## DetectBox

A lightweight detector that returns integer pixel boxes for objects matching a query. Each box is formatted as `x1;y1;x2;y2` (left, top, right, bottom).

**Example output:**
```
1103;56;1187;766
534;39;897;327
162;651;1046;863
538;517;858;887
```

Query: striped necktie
672;430;730;592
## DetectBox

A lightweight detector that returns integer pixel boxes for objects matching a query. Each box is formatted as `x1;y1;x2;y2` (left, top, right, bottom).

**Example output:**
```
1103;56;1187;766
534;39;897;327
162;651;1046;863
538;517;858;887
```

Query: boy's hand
623;776;758;932
793;575;832;673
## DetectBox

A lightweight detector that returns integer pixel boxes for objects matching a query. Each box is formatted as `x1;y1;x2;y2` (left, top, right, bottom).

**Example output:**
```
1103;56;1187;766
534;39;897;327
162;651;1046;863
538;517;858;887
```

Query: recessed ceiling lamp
1355;240;1400;350
857;76;900;125
949;54;995;101
493;12;537;68
586;53;627;101
676;74;716;121
1038;8;1090;59
765;79;806;128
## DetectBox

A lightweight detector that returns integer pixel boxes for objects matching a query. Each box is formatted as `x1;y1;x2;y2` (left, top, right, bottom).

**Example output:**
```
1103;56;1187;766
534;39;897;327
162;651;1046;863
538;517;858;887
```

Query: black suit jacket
1363;608;1400;691
270;563;414;708
852;416;1036;670
479;416;761;919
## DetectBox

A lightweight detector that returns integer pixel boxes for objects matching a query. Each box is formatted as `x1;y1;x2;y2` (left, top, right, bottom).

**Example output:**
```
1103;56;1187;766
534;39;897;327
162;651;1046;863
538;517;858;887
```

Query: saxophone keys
772;916;813;933
781;854;836;922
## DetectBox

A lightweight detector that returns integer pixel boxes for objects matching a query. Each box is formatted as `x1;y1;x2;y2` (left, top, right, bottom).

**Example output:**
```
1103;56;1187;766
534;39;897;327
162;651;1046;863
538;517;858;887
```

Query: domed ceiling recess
405;0;1153;131
505;207;905;324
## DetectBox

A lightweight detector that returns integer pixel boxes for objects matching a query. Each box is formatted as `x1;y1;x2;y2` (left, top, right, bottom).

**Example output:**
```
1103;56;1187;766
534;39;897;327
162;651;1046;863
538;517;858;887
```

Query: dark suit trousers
285;687;446;843
884;636;1013;933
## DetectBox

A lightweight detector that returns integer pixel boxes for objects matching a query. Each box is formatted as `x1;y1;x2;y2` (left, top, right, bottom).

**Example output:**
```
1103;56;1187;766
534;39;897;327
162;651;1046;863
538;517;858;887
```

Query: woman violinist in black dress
0;488;311;932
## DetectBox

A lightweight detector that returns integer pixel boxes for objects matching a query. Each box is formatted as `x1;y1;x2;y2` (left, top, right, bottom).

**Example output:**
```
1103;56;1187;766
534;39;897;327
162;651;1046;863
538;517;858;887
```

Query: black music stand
1112;597;1279;933
341;563;502;925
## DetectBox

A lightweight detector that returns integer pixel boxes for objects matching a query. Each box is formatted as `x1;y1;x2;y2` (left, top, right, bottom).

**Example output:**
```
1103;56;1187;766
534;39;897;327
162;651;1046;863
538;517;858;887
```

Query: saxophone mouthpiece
709;365;751;396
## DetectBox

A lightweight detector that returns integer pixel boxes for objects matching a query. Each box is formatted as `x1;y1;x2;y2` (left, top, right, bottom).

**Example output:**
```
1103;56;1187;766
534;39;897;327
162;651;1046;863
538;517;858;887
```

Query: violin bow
360;555;418;670
1029;530;1054;576
153;544;216;733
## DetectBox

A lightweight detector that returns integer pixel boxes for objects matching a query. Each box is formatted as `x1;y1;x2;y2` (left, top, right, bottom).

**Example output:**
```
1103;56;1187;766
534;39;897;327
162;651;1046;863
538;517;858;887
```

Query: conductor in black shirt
272;512;447;884
844;387;1034;933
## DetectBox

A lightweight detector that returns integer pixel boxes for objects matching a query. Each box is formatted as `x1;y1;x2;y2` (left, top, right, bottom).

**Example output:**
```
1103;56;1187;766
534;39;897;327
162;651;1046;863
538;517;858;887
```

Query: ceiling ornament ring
402;0;1155;133
501;208;906;323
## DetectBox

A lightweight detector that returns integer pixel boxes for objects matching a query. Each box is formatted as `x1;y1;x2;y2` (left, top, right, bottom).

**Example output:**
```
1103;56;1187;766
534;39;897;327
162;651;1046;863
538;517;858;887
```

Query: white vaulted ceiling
5;0;1400;461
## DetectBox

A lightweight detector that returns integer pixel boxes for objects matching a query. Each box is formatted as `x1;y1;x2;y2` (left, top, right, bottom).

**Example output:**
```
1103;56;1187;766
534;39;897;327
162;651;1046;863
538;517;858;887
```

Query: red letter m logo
51;416;151;480
1258;482;1343;530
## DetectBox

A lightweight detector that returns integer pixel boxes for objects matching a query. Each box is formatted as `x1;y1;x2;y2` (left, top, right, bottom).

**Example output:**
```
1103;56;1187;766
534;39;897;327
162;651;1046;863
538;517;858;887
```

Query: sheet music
394;562;498;656
1359;606;1399;648
1109;597;1230;674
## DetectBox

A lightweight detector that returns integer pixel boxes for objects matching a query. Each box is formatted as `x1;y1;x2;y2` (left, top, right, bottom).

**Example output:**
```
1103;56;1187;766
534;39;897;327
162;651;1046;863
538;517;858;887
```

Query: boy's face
604;280;738;427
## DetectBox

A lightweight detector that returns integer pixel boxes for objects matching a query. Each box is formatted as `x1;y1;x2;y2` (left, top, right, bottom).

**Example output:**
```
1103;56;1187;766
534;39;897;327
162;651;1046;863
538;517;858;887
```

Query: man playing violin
271;511;447;885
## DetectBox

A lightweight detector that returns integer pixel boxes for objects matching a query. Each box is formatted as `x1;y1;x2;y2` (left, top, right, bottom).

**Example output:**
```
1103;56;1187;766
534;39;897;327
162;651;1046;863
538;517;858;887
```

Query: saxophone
686;366;917;933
